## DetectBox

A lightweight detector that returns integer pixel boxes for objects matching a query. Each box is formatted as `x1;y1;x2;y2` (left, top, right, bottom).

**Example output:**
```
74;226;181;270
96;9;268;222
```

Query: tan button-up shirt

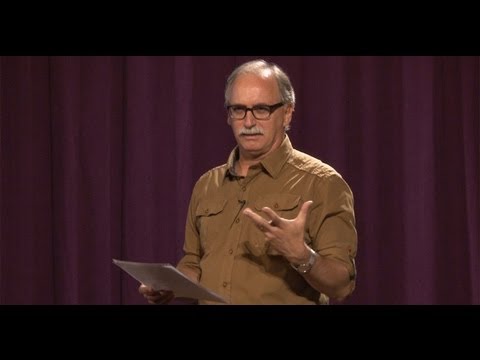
177;135;357;304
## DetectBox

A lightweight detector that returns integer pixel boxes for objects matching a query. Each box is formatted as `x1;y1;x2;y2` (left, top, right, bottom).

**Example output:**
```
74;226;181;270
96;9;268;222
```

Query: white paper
113;259;227;303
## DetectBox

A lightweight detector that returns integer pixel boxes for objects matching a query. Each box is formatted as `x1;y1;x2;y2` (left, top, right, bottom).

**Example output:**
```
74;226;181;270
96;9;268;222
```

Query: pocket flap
195;198;227;217
254;193;301;211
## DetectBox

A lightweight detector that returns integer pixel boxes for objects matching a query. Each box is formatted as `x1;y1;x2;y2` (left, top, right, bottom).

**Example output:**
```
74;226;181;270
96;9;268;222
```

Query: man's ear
283;105;294;128
227;116;232;125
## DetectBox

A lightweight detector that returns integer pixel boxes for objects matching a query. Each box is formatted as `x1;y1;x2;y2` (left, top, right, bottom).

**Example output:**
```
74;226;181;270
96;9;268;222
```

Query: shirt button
229;249;233;254
222;282;228;287
242;186;246;191
235;218;240;223
274;203;279;209
204;209;209;214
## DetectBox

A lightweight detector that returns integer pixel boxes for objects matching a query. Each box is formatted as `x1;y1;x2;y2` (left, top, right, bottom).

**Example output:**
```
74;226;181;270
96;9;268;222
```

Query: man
139;59;357;304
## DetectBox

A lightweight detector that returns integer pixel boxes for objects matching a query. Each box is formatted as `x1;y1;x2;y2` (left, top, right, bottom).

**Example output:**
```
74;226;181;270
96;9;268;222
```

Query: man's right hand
138;284;175;305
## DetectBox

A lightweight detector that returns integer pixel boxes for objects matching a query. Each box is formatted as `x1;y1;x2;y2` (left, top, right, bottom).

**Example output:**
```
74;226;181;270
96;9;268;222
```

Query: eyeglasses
226;102;284;120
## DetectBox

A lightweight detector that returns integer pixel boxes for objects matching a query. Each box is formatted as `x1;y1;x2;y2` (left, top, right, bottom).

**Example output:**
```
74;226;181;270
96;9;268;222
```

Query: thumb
297;200;313;224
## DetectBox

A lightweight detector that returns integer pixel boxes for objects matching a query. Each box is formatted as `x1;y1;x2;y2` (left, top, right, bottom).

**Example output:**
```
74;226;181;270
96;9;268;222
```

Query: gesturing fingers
261;207;282;227
243;200;313;235
243;207;273;233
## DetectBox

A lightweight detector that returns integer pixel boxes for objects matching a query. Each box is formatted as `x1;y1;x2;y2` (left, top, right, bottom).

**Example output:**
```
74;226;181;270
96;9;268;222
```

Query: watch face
297;263;311;274
290;247;317;274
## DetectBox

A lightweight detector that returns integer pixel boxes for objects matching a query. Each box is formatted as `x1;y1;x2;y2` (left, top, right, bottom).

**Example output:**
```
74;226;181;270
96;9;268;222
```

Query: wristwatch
291;246;318;274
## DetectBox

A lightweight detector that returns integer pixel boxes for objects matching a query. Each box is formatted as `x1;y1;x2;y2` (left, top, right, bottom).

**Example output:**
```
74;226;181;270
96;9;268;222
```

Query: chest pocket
253;193;301;218
195;198;228;252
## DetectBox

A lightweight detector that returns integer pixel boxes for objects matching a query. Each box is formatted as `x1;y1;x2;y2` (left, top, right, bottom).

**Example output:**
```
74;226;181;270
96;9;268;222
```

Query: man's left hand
243;200;313;264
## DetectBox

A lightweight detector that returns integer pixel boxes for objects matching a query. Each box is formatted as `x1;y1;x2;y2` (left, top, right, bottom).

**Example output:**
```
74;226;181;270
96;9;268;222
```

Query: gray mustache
238;127;264;136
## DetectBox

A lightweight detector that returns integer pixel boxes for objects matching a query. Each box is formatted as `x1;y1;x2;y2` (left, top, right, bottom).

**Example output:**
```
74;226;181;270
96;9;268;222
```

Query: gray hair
224;59;296;108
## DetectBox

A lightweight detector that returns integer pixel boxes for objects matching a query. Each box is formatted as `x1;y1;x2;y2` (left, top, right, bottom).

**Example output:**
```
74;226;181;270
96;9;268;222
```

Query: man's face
227;73;293;161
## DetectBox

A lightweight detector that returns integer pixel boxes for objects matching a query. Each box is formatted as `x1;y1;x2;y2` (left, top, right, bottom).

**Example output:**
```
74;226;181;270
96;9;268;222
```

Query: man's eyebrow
229;103;272;107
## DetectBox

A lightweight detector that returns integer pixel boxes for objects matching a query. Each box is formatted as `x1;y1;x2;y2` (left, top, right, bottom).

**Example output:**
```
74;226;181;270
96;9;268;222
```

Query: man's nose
243;111;257;127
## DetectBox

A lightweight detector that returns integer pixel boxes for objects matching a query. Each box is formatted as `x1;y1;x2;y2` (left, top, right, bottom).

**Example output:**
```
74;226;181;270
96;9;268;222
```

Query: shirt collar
226;147;239;178
225;134;293;179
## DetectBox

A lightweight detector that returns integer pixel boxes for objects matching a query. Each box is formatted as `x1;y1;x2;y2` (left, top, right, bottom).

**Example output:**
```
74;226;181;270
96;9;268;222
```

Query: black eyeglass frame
226;102;285;120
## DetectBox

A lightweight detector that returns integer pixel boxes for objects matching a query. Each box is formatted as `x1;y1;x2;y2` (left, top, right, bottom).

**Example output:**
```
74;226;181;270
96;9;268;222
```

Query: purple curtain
1;56;478;304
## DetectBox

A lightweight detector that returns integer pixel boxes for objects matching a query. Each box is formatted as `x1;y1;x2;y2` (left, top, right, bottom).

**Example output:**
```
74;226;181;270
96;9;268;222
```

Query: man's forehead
231;74;278;99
